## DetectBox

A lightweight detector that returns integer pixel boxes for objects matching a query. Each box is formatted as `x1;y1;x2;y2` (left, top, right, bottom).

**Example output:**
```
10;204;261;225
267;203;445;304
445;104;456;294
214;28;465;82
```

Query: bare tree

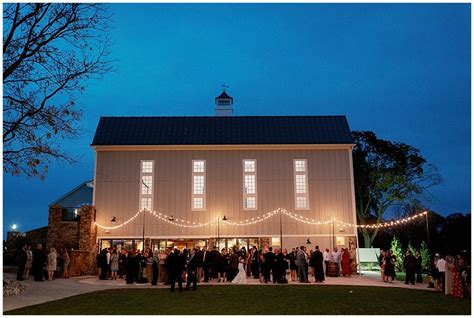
3;3;113;179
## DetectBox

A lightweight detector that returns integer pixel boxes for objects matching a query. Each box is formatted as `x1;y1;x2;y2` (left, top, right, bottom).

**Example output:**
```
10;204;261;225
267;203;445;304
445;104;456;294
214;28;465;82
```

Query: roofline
96;115;349;119
91;144;355;151
48;180;94;207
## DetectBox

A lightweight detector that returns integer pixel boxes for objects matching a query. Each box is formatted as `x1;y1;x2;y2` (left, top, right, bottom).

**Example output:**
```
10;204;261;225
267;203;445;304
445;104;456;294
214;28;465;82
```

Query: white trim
348;147;361;275
348;148;358;237
242;159;257;210
192;160;206;211
92;151;97;206
293;159;309;210
139;160;154;212
92;144;355;151
97;233;357;240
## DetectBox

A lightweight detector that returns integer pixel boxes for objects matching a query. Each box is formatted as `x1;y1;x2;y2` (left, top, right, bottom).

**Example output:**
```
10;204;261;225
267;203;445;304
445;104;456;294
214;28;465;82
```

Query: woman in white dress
232;256;247;284
46;247;57;281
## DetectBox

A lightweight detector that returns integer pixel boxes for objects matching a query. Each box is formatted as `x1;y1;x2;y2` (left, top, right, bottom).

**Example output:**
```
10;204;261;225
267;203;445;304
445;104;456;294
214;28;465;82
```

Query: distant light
11;224;17;230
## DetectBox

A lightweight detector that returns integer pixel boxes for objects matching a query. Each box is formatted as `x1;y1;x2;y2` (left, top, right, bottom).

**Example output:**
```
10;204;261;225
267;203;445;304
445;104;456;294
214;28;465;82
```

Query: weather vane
221;83;229;91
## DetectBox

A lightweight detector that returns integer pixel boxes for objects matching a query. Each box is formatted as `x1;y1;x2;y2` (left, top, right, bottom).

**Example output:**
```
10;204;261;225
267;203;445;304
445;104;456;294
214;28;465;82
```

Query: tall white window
140;160;154;211
294;159;309;210
192;160;206;211
243;159;257;210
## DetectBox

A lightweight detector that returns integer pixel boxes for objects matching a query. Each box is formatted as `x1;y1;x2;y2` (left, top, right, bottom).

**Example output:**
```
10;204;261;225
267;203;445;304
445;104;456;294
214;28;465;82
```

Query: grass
5;285;471;315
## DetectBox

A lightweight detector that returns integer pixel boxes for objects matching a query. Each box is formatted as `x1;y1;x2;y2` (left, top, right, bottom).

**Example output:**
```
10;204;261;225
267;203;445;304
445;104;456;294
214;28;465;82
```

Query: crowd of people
16;244;70;282
379;248;470;299
16;242;471;300
94;245;355;292
431;253;470;298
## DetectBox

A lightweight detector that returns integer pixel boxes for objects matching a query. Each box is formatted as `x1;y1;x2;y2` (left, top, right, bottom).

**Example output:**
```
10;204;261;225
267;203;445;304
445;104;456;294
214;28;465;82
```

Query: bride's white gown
232;262;247;284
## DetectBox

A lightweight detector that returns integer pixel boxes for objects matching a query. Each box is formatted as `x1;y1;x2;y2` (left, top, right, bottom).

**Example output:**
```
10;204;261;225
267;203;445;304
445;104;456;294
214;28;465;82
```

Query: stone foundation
68;250;98;276
47;206;79;250
47;205;98;277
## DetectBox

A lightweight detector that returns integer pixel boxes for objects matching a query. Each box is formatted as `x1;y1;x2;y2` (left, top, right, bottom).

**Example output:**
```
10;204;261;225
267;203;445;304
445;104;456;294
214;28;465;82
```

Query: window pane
193;175;205;194
295;175;307;193
193;161;205;173
296;196;307;209
245;196;256;209
244;160;255;172
336;236;346;245
295;160;306;172
271;237;281;247
193;197;204;209
237;238;248;250
141;175;153;195
244;175;256;194
101;240;111;250
142;161;153;173
141;197;152;211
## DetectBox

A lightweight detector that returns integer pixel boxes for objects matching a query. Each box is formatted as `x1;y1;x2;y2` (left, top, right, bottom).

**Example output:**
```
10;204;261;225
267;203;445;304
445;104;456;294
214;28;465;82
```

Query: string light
349;210;428;229
94;210;142;230
280;209;333;225
221;209;280;226
93;208;428;230
149;210;217;228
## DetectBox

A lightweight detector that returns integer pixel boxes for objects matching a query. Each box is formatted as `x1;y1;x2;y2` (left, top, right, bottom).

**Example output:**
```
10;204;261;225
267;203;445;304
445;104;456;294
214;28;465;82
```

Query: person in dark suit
250;247;260;279
133;250;141;283
415;250;423;283
227;249;239;282
168;249;184;292
404;250;416;285
151;250;159;285
99;249;108;280
32;244;46;282
210;246;220;281
195;248;203;282
272;248;284;283
313;246;325;282
125;251;135;284
201;247;210;282
264;247;275;283
17;245;27;281
185;248;199;290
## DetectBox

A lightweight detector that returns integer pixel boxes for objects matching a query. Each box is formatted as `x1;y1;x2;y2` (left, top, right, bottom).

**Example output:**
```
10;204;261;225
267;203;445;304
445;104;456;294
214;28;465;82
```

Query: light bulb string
94;208;428;229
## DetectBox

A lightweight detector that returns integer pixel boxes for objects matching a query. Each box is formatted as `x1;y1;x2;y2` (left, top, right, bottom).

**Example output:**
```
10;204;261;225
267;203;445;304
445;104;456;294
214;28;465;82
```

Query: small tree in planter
390;236;404;272
420;241;431;272
407;241;416;255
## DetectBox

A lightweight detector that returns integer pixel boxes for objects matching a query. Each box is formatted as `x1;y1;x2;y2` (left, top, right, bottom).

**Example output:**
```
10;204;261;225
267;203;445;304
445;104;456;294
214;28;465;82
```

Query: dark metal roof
91;116;353;146
215;91;233;100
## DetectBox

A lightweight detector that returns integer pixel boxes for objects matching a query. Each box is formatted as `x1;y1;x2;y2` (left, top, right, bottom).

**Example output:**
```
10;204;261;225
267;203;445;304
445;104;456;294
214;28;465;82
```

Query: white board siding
93;148;356;239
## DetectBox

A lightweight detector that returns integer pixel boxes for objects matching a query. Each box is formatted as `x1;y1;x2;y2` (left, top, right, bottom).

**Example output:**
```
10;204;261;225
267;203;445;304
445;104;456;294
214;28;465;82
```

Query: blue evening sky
3;3;471;235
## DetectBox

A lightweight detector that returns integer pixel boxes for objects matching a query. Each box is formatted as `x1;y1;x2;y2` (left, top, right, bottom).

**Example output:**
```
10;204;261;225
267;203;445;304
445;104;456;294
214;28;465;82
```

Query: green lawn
5;285;471;315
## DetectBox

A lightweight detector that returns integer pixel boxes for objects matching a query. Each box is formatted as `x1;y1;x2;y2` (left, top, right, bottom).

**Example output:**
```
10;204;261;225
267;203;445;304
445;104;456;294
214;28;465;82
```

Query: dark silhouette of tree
352;131;441;247
368;204;470;261
3;3;113;179
436;213;471;254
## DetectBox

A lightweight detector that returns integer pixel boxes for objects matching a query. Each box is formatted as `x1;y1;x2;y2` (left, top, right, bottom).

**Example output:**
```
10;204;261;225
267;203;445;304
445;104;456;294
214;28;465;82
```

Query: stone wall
47;205;98;276
78;206;97;252
68;250;98;276
25;226;48;248
47;205;80;250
